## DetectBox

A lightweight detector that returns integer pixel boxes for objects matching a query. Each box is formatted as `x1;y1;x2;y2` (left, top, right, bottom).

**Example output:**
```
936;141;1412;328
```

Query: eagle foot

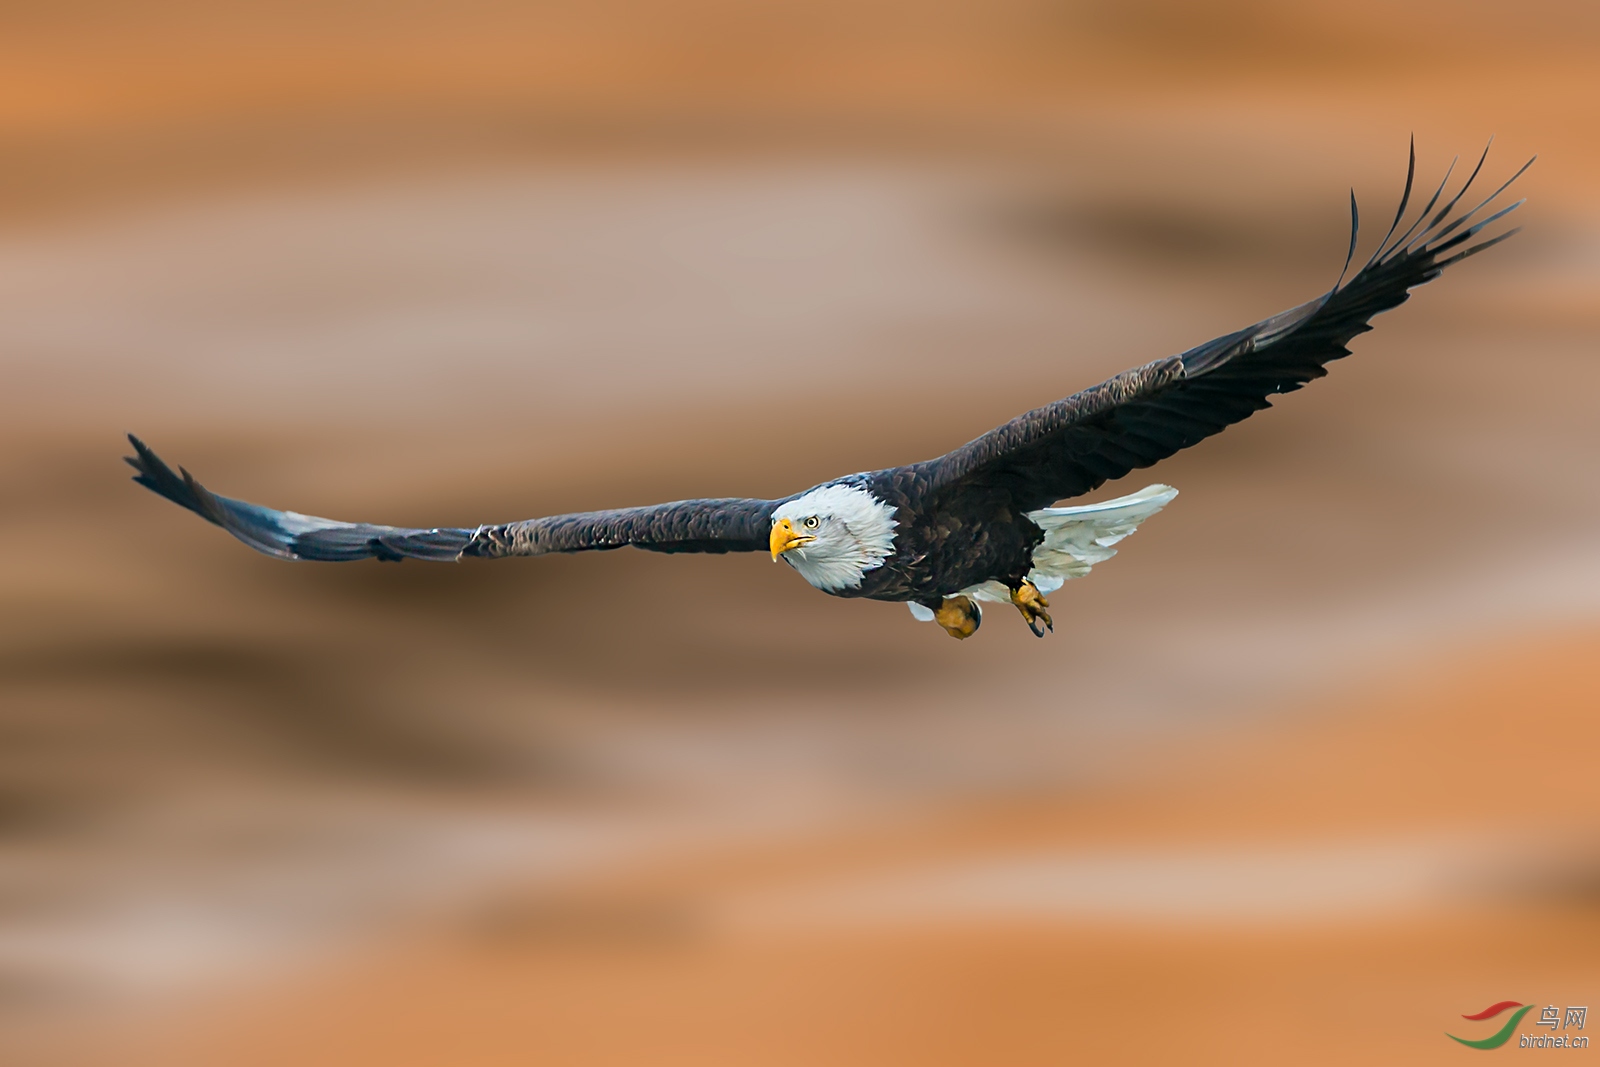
1010;581;1053;637
933;595;981;640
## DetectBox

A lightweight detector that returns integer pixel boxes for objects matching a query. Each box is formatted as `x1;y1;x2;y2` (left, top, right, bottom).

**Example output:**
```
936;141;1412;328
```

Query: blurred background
1;1;1597;1063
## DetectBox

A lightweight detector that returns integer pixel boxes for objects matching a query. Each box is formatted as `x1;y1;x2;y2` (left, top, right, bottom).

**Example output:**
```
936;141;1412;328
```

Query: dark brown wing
125;435;775;562
923;143;1531;513
467;499;776;558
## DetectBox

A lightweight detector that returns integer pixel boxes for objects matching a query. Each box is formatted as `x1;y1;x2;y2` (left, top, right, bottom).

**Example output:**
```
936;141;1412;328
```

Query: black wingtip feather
125;433;223;526
1436;225;1522;270
1384;154;1456;257
1334;190;1360;289
124;434;477;563
1365;136;1416;271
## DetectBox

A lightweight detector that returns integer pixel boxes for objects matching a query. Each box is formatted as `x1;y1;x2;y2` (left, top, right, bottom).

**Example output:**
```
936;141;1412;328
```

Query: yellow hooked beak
770;518;816;561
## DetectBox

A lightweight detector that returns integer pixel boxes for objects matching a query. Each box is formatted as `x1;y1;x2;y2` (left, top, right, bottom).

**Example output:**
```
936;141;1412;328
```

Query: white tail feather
1024;484;1177;593
906;484;1177;620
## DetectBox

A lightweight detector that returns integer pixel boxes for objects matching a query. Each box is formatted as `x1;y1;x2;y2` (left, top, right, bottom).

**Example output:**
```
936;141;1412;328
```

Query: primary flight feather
127;143;1529;639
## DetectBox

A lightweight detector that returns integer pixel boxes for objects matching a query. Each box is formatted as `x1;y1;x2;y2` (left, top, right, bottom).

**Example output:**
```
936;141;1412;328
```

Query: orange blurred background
1;1;1597;1063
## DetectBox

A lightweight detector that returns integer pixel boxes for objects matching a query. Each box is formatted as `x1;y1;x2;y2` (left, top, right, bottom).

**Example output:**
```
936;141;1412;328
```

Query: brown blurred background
1;1;1598;1063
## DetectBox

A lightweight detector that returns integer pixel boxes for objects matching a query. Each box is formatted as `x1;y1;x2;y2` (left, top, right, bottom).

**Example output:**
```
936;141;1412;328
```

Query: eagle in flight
128;144;1528;639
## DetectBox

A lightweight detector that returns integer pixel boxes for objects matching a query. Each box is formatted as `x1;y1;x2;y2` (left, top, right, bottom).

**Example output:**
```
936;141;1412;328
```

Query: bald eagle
127;145;1528;639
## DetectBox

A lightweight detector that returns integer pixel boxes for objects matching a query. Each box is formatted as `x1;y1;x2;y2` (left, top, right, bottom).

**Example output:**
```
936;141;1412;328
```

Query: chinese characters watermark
1522;1005;1588;1050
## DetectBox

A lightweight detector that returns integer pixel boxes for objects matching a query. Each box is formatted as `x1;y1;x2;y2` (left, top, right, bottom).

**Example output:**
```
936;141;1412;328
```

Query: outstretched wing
125;435;776;562
923;142;1531;513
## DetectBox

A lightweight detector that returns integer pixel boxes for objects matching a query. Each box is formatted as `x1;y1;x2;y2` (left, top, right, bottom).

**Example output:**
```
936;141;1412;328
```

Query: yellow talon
933;595;981;640
1010;580;1053;637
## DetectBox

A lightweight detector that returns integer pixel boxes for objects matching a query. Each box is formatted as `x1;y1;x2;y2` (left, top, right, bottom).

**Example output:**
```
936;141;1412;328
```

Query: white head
769;483;898;591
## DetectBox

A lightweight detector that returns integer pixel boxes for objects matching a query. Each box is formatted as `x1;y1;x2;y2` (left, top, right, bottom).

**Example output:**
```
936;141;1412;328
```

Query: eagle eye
803;515;820;530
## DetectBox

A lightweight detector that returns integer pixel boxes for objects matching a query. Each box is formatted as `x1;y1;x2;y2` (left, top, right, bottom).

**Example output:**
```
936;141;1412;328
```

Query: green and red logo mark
1449;1002;1534;1050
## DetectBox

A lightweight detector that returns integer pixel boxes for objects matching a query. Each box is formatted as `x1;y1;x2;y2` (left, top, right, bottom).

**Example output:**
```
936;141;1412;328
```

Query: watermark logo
1448;1002;1588;1051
